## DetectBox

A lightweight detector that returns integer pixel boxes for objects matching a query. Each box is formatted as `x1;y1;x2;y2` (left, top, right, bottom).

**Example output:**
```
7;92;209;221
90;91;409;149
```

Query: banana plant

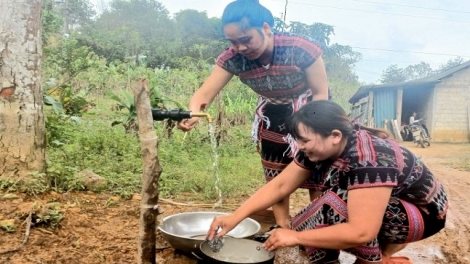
43;78;91;117
109;85;184;133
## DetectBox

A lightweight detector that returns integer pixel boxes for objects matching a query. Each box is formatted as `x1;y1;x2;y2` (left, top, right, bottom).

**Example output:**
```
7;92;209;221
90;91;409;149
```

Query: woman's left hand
262;228;300;251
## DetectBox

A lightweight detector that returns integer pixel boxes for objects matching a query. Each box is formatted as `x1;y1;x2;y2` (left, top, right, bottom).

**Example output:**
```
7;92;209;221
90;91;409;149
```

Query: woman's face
295;123;344;162
223;23;270;60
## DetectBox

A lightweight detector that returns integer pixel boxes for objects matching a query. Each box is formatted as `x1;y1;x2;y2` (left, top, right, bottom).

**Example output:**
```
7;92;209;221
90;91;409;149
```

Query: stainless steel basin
158;211;261;254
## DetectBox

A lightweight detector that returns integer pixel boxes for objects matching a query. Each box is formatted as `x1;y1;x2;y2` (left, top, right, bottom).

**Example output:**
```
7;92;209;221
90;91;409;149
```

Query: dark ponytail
221;0;274;30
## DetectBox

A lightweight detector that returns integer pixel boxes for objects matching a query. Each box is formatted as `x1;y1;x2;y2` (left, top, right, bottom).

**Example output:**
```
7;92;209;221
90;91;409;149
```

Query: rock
75;170;108;191
274;246;311;264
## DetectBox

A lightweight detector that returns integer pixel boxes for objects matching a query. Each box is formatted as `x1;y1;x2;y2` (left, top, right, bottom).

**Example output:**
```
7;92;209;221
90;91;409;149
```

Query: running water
208;123;223;207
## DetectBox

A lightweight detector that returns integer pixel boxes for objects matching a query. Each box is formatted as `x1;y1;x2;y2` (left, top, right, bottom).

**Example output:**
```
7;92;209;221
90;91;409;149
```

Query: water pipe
151;109;213;123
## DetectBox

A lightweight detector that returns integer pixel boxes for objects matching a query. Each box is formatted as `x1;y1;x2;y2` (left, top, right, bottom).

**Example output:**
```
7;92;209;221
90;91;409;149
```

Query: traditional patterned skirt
255;102;317;188
291;186;446;263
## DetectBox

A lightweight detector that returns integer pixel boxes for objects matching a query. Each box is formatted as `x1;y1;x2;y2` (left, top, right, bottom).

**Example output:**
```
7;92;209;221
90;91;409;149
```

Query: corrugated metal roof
349;60;470;103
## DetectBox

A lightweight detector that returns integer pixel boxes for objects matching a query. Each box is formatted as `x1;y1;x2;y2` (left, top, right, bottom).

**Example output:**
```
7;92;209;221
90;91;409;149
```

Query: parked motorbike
408;119;431;148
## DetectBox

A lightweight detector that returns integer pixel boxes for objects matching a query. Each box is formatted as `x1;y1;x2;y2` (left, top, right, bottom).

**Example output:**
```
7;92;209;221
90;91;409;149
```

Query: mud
0;142;469;263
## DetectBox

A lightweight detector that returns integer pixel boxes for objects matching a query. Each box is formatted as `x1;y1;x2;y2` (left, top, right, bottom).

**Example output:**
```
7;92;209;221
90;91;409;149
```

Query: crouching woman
207;100;448;264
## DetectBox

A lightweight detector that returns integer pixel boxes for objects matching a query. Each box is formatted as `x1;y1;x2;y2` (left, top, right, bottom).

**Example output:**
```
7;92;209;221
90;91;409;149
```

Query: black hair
221;0;274;31
286;100;390;140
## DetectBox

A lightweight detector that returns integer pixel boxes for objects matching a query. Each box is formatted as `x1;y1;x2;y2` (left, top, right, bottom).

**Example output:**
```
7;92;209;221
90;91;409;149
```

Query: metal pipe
151;109;213;123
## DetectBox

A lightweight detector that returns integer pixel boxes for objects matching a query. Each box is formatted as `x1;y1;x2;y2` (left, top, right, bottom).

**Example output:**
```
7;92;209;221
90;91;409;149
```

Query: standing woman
178;0;329;229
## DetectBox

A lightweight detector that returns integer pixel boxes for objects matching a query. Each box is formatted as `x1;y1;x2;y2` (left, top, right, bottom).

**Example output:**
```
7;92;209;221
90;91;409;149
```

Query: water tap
190;111;213;123
191;103;213;123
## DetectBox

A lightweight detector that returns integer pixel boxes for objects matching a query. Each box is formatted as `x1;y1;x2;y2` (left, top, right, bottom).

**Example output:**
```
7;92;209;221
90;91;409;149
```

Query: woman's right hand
177;117;200;132
207;214;239;240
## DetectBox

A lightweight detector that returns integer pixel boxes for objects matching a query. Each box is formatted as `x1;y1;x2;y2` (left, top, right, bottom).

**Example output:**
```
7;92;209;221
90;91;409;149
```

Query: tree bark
0;0;46;179
132;79;161;264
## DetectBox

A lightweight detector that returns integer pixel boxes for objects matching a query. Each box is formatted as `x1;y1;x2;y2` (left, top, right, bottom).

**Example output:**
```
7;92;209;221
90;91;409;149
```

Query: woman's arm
208;162;311;238
304;56;329;101
178;65;233;131
264;186;393;250
232;162;311;219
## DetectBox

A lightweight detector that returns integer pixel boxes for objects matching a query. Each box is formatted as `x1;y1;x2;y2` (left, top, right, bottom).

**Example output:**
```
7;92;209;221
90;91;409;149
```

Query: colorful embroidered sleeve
346;162;399;190
294;151;314;170
345;132;402;190
289;35;323;70
294;152;330;191
216;47;240;74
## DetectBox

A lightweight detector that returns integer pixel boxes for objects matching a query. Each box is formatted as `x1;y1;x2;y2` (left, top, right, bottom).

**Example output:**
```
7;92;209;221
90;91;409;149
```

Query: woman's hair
286;100;390;140
221;0;274;30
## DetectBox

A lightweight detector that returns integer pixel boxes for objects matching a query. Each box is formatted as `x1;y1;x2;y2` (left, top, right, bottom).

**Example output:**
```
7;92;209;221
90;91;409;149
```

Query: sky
91;0;470;84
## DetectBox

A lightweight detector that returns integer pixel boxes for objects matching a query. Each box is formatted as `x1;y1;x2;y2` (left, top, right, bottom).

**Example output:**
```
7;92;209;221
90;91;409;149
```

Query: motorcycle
408;118;431;148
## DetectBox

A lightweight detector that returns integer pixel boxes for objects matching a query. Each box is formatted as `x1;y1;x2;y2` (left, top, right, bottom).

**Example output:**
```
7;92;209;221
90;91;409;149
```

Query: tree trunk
0;0;46;179
132;79;162;264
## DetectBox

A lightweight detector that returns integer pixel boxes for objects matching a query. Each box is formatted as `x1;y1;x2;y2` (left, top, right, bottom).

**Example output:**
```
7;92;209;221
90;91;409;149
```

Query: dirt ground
1;142;469;264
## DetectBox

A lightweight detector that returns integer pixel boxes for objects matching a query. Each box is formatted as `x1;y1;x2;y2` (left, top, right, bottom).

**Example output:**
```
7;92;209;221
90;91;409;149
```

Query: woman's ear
262;22;272;36
330;129;343;144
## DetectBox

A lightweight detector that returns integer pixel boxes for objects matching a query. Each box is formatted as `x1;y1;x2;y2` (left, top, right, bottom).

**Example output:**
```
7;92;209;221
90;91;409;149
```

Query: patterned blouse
216;33;323;104
294;129;448;219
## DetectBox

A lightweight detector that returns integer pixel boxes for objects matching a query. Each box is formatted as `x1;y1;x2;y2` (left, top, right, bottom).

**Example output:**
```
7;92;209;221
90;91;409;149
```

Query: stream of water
208;123;223;207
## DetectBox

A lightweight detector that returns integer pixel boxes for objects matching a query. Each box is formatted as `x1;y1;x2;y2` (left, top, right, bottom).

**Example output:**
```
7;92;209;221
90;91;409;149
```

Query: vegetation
380;57;466;84
1;0;467;200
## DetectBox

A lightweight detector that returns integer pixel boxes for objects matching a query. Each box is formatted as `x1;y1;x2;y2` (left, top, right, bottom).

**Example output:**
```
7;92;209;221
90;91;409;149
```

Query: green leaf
43;95;64;115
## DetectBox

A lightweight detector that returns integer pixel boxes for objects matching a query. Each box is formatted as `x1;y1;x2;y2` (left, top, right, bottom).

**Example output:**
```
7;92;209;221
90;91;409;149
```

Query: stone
274;246;310;264
75;170;108;191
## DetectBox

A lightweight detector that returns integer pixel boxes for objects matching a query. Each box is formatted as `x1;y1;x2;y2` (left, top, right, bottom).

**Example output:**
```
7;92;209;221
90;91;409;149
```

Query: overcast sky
91;0;470;83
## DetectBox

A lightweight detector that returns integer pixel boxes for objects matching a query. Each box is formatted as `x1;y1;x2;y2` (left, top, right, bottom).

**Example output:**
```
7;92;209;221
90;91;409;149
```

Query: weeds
0;221;15;233
33;209;64;228
3;58;266;200
42;94;263;200
22;202;64;229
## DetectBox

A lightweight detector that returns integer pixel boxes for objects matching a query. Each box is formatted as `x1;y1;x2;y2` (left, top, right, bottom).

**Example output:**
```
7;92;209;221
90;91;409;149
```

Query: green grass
41;96;264;201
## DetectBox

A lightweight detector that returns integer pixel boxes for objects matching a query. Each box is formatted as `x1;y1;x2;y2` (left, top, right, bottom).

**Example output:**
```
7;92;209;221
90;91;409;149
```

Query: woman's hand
207;214;240;240
262;228;300;251
177;117;199;131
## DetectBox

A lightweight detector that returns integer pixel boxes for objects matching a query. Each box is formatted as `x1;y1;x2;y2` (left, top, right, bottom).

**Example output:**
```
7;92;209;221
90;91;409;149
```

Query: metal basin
200;237;274;264
158;212;261;254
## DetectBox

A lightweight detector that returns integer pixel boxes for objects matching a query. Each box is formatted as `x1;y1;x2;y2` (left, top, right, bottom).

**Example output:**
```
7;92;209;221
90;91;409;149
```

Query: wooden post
392;119;403;141
383;119;389;130
367;91;374;127
396;88;403;128
133;79;162;264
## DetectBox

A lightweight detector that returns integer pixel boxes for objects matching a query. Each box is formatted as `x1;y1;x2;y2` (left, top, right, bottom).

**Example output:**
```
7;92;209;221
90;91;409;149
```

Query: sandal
253;225;281;243
268;224;281;231
382;256;413;264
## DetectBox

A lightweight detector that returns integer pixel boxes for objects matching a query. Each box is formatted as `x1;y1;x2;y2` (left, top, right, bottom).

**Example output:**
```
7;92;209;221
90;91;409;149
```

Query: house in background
349;61;470;143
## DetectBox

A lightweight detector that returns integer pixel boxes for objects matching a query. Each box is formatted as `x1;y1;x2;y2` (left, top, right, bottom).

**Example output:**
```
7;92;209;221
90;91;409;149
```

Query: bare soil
1;142;469;264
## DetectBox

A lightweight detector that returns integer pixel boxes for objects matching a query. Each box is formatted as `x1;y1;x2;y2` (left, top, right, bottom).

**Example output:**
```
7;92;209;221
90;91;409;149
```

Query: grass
32;96;265;201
